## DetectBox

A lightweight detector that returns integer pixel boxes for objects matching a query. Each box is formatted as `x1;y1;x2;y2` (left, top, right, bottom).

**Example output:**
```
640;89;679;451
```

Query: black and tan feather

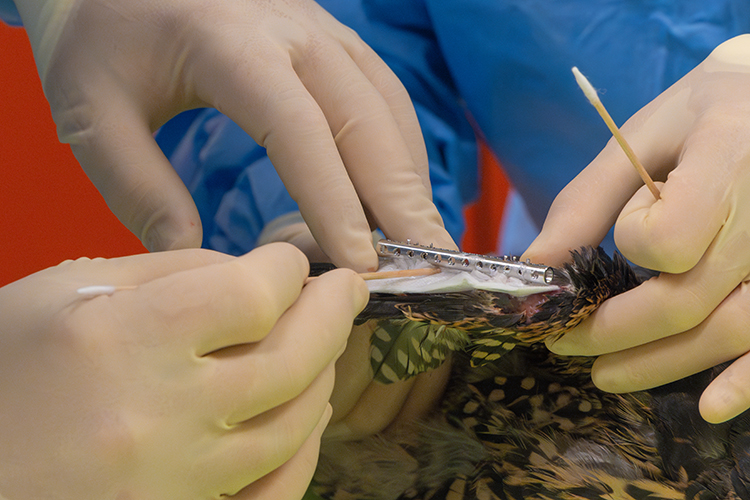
312;247;750;500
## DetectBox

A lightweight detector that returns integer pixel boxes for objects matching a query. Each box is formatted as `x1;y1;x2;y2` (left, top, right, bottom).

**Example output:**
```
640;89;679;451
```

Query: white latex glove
0;243;368;500
524;35;750;424
13;0;454;270
325;320;452;440
258;213;452;439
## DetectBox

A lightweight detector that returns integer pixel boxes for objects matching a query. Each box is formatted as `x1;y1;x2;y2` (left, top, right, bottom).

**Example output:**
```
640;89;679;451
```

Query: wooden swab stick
572;67;661;200
78;268;441;298
304;267;440;285
357;267;441;280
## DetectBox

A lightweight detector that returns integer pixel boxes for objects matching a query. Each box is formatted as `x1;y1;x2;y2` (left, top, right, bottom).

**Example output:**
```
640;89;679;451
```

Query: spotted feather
312;247;750;500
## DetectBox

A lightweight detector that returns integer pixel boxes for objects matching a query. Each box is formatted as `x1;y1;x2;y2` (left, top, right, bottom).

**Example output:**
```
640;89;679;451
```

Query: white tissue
367;258;559;296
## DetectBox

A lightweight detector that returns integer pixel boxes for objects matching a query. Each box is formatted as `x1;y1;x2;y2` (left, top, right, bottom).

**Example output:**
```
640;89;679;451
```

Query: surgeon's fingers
197;35;452;270
328;321;381;423
327;322;451;439
614;114;745;274
294;35;453;252
588;281;750;391
66;95;203;252
232;405;332;500
522;146;637;266
524;84;694;266
210;57;378;271
335;29;431;193
325;377;415;440
202;364;337;496
548;231;750;357
192;27;379;271
701;348;750;424
110;243;310;356
585;280;750;423
204;267;368;424
523;143;646;266
55;248;232;290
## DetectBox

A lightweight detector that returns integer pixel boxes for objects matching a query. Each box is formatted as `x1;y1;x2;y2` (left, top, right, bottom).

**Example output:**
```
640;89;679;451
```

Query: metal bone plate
376;239;556;286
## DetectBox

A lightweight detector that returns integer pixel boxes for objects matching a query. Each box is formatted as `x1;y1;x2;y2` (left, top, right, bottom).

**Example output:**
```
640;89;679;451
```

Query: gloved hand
325;320;452;440
13;0;454;271
524;34;750;424
0;243;368;500
257;212;452;439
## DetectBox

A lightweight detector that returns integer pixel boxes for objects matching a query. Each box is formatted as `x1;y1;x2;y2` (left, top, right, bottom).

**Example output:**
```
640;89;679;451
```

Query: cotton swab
572;66;661;200
304;267;440;285
78;268;440;298
76;285;138;299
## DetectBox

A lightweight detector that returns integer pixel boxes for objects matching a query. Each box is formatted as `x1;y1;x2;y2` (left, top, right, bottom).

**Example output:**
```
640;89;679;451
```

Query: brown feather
313;247;750;500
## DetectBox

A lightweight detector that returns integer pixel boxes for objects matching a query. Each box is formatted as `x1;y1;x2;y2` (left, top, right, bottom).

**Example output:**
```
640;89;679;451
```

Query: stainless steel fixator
376;239;556;285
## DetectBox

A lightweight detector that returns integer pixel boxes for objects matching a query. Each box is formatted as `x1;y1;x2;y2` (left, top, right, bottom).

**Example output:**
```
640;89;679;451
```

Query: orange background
1;23;146;287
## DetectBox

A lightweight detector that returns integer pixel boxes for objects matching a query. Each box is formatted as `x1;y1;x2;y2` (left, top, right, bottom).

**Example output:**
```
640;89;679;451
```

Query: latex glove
0;243;368;500
325;320;452;440
257;213;452;439
13;0;454;270
524;34;750;424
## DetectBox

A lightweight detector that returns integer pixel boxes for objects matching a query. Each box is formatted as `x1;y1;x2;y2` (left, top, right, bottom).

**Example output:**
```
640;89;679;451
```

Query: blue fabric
0;0;21;25
164;109;298;254
423;0;750;226
157;0;750;255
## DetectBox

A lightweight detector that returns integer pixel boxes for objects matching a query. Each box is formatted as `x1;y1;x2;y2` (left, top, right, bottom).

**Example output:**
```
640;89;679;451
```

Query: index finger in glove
548;228;750;357
109;243;311;356
196;28;454;271
595;284;750;386
66;96;203;252
295;38;454;255
306;30;452;240
205;266;369;425
199;48;376;270
614;108;750;273
524;82;695;266
56;248;232;290
333;25;431;191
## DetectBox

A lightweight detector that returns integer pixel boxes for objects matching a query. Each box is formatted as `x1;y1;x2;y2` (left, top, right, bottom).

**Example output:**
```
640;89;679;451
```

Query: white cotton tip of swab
76;285;137;299
572;66;600;106
76;285;118;298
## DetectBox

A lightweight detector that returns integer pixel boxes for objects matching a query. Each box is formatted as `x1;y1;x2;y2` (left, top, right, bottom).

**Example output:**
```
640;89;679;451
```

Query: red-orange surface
461;142;510;255
1;23;146;287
